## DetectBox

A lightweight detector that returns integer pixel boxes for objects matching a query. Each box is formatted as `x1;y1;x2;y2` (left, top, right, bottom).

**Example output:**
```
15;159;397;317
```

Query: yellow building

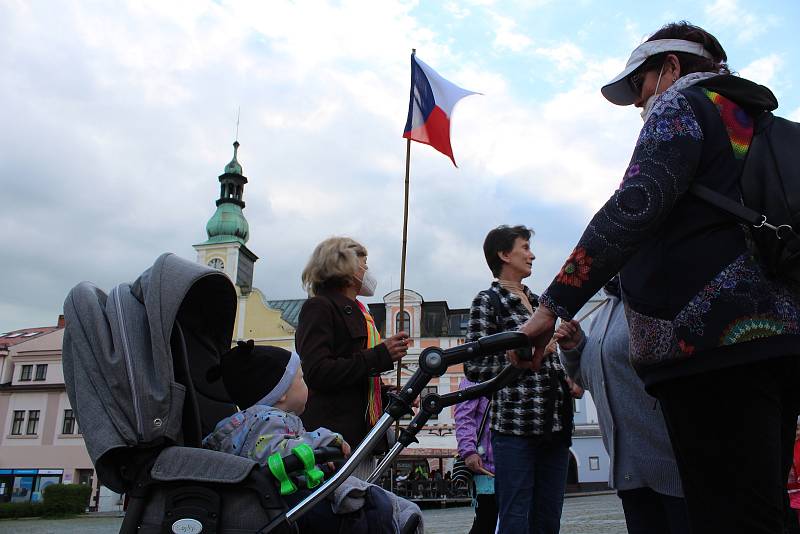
192;141;296;350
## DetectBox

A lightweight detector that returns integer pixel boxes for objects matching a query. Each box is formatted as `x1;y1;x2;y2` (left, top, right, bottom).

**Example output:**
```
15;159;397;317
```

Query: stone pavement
0;492;626;533
424;492;626;534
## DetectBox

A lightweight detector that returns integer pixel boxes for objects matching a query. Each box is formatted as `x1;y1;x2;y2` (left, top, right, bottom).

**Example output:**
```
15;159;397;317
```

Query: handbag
452;400;492;490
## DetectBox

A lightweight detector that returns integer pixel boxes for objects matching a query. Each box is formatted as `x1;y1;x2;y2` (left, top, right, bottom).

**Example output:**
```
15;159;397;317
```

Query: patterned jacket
202;404;344;466
539;75;800;387
464;281;572;438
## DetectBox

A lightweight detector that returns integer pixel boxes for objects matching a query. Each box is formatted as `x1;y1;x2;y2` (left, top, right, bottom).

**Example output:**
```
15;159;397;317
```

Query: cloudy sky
2;0;799;331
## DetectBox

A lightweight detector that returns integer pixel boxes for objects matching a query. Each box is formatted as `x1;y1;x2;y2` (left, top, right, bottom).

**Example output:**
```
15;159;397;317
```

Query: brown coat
296;290;393;447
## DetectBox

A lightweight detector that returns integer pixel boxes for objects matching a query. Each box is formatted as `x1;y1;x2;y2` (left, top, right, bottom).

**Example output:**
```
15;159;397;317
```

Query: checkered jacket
464;281;572;437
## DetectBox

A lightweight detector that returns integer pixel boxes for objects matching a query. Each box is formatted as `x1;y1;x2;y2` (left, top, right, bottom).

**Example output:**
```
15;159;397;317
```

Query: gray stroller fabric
62;253;237;492
332;477;424;534
151;447;257;484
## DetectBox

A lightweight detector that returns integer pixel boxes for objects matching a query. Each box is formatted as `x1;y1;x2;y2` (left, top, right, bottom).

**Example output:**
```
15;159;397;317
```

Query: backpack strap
480;289;504;332
690;183;799;243
689;109;800;247
689;183;764;227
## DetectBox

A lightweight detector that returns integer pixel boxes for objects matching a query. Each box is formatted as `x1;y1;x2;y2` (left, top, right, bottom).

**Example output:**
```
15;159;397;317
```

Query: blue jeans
492;433;570;534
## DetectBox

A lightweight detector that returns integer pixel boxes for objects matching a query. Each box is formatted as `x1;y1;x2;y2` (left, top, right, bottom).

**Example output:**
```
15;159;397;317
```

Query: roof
9;328;65;356
0;326;61;350
266;299;307;328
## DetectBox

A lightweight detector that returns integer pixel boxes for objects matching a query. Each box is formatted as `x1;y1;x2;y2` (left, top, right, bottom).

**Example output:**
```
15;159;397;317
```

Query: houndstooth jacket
464;281;572;438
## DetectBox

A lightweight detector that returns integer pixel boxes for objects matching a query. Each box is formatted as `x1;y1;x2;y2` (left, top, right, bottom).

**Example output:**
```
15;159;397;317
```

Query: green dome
224;141;243;175
205;202;249;244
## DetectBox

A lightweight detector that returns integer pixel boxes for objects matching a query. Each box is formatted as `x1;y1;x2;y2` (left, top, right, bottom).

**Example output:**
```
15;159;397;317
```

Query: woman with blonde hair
296;237;409;479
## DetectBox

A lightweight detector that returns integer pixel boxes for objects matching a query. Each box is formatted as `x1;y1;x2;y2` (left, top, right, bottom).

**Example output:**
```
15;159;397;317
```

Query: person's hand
554;320;583;351
566;377;584;399
507;307;557;371
464;453;483;473
327;440;351;471
383;331;409;362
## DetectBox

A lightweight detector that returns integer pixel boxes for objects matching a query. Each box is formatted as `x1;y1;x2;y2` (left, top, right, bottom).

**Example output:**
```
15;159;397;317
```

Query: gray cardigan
560;295;683;497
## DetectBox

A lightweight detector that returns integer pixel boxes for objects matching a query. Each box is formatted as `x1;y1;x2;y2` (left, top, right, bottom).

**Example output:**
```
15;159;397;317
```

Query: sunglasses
628;56;667;95
628;70;646;94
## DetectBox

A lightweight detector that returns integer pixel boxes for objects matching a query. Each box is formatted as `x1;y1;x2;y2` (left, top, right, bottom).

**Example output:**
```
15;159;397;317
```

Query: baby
202;340;422;534
203;340;350;463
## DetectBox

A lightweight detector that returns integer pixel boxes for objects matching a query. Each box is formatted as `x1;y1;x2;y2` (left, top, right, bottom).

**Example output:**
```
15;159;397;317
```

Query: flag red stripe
402;106;456;165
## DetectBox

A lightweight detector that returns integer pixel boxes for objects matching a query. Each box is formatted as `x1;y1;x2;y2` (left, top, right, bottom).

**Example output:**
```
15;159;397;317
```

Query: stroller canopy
62;253;237;492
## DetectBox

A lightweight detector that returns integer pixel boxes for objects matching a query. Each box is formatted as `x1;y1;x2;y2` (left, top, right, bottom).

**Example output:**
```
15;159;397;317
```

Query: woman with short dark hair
516;22;800;533
466;225;573;534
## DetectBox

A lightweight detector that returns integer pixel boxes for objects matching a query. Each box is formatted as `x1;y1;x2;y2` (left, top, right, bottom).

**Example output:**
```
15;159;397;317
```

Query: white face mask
640;63;666;122
356;266;378;297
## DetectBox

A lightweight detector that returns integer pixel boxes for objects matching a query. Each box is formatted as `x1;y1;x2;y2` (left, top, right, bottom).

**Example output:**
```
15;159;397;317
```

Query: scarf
642;70;723;123
498;279;533;314
357;300;383;426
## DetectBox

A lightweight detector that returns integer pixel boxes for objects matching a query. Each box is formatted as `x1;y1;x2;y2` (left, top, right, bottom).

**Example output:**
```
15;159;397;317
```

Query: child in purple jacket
454;378;497;534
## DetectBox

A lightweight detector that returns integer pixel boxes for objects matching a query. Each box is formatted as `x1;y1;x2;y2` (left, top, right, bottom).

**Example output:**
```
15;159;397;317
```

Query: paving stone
0;493;626;533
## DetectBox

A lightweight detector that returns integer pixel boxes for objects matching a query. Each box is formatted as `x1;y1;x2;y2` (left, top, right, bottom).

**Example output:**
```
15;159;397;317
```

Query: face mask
640;63;665;122
356;266;378;297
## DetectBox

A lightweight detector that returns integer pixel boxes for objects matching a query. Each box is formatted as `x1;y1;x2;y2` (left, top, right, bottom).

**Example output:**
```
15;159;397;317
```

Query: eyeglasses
628;70;646;94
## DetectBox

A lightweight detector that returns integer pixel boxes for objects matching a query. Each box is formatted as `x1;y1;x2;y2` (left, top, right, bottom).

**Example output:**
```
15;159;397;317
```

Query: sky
2;0;799;331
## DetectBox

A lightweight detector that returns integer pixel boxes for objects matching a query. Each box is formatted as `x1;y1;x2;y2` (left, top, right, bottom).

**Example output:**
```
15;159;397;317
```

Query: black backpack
691;111;800;285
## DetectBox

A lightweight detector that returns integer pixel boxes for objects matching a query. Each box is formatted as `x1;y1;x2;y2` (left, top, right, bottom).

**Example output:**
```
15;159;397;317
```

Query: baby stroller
63;253;531;533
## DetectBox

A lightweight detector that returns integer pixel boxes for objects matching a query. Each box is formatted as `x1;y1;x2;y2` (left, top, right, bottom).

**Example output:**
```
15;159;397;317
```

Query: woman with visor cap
511;22;800;534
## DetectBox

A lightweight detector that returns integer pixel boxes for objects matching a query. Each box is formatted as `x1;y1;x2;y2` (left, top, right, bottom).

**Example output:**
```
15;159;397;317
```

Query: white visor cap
601;39;715;106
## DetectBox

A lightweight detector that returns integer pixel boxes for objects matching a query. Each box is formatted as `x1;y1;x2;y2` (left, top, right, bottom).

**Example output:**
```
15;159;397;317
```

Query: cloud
790;107;800;122
443;2;471;19
7;0;768;332
490;12;532;52
535;42;585;72
739;54;783;86
704;0;771;42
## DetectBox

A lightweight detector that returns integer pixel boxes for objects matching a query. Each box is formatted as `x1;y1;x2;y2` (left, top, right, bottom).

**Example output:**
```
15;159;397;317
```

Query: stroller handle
416;331;531;375
367;363;523;483
279;332;531;529
281;446;344;474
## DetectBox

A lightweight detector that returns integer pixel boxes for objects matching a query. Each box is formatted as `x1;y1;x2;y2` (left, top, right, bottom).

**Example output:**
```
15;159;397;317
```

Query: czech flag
403;55;477;167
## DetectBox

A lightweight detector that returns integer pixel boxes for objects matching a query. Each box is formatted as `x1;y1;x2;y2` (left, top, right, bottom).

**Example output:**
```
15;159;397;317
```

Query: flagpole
398;137;411;385
396;48;415;429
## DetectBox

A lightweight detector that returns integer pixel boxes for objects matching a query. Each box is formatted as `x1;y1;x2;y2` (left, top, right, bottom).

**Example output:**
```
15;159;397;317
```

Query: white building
0;321;105;507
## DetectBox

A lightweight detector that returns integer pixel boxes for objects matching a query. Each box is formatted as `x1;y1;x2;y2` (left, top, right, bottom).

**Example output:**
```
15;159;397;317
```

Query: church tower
193;141;258;294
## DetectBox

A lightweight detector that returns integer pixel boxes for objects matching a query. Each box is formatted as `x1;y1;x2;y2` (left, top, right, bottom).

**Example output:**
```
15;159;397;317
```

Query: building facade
0;322;98;505
193;141;296;350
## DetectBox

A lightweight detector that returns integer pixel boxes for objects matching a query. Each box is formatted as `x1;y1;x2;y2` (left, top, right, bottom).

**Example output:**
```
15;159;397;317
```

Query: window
26;410;40;435
19;365;32;381
396;311;411;335
62;409;76;435
34;364;47;381
589;456;600;471
11;411;24;435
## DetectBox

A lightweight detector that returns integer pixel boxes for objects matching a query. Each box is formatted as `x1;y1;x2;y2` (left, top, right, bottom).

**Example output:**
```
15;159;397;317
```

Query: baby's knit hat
207;339;301;409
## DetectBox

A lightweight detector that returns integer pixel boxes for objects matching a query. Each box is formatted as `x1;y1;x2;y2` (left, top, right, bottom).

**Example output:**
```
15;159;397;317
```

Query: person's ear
497;250;511;264
666;53;681;81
